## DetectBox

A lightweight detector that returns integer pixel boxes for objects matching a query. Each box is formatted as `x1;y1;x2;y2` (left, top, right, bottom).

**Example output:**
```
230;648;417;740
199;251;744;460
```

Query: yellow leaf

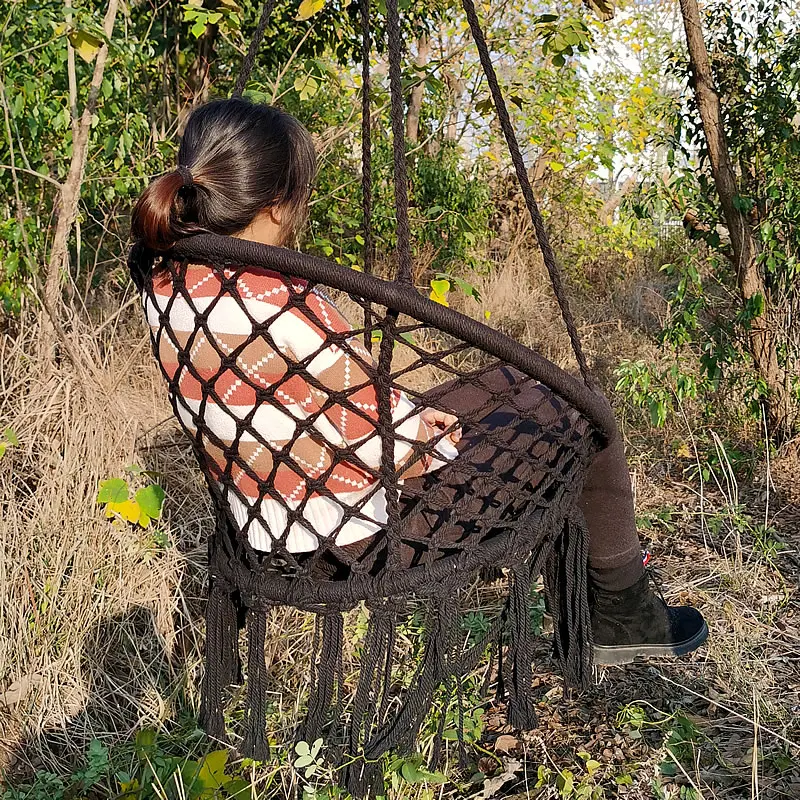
120;780;140;800
106;499;142;525
549;160;565;172
429;290;449;307
676;442;692;459
483;310;491;320
296;0;326;21
69;29;102;63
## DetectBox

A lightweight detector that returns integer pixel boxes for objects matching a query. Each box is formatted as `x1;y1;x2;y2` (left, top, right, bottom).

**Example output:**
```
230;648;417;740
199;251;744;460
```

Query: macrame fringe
365;591;457;760
197;528;592;799
344;599;399;800
544;510;593;690
300;610;345;746
505;562;538;729
199;578;241;742
241;603;271;760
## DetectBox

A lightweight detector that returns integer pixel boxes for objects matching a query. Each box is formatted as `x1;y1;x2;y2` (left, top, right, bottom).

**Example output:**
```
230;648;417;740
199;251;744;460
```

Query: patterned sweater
145;262;458;553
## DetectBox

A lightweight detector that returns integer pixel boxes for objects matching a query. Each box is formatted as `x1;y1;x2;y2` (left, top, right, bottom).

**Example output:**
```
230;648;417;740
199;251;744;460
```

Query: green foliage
0;426;19;460
386;754;447;790
655;0;800;426
293;738;324;780
614;358;702;427
97;465;165;528
0;739;109;800
413;143;491;271
535;13;593;68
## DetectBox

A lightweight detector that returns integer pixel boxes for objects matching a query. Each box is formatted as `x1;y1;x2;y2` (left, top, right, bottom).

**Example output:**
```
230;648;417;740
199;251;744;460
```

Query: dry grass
1;249;799;798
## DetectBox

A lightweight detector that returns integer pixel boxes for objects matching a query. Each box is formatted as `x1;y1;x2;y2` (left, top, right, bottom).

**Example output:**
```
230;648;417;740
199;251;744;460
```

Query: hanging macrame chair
135;0;619;795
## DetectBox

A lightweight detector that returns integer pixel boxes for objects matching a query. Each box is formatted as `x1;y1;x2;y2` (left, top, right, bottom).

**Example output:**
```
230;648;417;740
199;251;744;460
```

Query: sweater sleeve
269;288;458;478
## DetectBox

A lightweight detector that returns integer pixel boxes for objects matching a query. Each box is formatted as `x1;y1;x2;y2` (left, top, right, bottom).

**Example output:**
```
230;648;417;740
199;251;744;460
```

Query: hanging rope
360;0;374;277
461;0;596;389
385;0;414;286
360;0;376;349
232;0;276;97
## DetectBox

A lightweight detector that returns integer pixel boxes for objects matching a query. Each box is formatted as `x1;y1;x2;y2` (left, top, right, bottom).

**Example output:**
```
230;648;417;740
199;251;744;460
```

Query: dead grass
1;249;799;799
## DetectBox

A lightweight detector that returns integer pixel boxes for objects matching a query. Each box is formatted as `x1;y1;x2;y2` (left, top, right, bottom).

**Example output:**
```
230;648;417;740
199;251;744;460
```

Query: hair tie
176;164;194;188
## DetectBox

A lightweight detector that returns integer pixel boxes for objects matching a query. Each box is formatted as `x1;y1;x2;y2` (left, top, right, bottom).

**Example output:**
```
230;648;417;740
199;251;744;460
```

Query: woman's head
131;98;316;251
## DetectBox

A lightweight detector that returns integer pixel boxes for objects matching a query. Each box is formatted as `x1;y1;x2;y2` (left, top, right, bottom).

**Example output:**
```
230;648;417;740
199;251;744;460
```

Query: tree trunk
405;35;430;144
43;0;120;356
444;70;465;143
187;21;218;106
678;0;791;436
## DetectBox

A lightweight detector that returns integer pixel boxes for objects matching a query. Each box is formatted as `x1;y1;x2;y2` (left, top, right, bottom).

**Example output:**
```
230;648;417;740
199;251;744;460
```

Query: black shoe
591;572;708;666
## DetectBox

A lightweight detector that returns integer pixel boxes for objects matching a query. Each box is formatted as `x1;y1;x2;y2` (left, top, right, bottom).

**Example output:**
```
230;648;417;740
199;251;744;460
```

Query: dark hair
131;98;317;251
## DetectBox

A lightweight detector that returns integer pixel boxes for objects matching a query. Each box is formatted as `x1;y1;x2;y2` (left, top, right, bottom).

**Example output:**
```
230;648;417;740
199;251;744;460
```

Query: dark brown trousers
313;367;642;587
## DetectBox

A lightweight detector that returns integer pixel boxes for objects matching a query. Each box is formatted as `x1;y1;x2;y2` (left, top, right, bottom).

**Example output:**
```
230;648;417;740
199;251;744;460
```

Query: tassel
241;602;271;760
300;610;344;745
454;672;469;770
199;577;240;742
345;601;398;800
430;682;451;772
365;591;457;760
545;510;593;691
505;562;537;730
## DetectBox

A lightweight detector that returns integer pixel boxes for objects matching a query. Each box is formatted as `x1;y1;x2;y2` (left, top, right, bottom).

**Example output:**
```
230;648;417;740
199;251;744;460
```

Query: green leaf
400;761;425;784
549;160;565;172
197;749;230;787
556;769;575;796
97;478;128;504
134;728;157;756
135;484;165;519
430;278;450;296
295;741;311;757
226;779;254;800
3;427;18;446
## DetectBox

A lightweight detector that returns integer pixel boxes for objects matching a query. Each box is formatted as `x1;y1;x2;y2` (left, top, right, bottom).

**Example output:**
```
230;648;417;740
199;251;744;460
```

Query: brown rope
461;0;596;389
360;0;374;277
232;0;276;97
385;0;414;285
360;0;375;349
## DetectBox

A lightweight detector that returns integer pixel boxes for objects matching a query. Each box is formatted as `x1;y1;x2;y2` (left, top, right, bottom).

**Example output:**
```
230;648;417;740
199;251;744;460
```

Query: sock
589;552;646;593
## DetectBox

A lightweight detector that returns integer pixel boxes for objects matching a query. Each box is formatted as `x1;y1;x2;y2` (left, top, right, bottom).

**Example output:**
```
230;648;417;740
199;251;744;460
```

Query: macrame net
130;0;619;795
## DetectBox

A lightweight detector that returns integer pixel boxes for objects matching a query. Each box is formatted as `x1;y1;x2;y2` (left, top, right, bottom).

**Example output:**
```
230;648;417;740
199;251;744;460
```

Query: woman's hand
421;408;462;444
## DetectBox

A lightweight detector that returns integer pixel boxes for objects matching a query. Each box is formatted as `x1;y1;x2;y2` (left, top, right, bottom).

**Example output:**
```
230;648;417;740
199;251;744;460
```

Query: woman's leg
423;366;707;664
579;436;646;591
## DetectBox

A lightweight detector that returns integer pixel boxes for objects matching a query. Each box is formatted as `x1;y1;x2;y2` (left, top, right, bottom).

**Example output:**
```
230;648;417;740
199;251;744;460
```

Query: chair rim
169;233;619;444
210;476;589;609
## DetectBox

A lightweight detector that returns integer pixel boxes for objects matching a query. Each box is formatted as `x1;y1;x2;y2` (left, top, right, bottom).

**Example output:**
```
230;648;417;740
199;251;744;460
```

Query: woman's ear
267;205;283;225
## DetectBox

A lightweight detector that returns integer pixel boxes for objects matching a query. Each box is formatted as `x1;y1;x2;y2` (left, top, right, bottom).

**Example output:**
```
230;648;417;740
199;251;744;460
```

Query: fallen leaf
494;734;519;753
483;758;521;798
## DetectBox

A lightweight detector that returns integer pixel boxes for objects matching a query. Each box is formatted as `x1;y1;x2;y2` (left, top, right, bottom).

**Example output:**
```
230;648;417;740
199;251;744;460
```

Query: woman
130;97;708;666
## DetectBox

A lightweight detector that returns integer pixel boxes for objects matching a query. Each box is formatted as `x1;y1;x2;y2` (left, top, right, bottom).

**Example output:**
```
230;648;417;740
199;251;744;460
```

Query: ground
1;253;799;799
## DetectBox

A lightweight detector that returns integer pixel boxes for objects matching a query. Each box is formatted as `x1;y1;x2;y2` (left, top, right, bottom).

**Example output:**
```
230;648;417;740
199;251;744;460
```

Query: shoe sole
592;621;709;666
